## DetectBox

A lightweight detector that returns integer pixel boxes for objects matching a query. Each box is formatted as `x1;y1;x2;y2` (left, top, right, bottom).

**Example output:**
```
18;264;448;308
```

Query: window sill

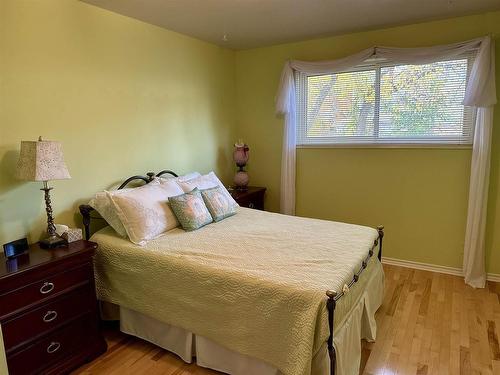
297;143;473;150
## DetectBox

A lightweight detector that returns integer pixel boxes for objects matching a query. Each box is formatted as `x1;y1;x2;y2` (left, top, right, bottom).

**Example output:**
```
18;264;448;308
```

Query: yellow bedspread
92;208;380;375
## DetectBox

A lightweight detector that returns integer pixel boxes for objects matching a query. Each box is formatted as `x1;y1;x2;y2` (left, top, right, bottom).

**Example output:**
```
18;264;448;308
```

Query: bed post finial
377;225;384;261
326;290;337;299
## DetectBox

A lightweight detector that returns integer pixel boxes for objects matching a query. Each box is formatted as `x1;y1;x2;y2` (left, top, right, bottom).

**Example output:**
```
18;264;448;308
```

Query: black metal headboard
79;170;178;240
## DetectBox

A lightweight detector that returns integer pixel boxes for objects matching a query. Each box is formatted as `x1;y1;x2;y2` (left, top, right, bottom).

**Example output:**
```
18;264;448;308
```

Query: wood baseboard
381;257;500;283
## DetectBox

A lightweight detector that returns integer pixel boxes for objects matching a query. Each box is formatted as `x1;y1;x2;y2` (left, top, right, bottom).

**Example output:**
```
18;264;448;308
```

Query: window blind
296;53;477;146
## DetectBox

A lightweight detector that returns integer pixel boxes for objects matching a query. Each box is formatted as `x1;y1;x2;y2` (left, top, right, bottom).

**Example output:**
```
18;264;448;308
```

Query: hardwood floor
72;264;500;375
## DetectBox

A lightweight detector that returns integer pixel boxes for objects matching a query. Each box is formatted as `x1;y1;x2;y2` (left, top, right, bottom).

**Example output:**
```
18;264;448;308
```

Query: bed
79;170;385;375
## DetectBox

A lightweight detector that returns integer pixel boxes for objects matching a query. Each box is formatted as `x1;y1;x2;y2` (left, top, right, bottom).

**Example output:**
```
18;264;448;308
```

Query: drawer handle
40;282;55;295
42;310;58;323
248;202;255;208
47;341;61;354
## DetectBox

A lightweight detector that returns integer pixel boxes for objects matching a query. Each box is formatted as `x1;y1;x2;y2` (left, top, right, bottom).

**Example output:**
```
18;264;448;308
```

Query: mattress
92;207;381;375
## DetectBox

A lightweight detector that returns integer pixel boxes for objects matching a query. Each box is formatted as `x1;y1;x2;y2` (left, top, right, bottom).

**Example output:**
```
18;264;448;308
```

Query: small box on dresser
0;240;106;375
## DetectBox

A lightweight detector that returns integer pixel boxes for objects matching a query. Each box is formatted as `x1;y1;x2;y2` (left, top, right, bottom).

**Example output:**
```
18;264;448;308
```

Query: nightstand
230;186;266;210
0;240;106;375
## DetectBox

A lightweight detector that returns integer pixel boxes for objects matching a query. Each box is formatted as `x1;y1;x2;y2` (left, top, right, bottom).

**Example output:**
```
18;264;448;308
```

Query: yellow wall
0;0;236;245
234;12;500;274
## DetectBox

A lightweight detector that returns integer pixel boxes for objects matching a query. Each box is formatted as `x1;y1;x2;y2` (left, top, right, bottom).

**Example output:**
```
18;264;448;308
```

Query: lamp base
40;235;67;249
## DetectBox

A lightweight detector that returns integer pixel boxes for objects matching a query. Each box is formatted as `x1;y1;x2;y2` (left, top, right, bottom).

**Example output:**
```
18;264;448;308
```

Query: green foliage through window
296;55;475;145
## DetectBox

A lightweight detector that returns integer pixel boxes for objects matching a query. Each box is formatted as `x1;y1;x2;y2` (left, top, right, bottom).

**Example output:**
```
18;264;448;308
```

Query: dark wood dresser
0;240;106;375
230;186;266;210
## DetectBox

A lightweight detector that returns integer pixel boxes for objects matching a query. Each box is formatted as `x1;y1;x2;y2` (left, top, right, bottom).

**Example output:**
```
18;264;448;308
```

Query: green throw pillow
169;188;213;231
201;186;237;222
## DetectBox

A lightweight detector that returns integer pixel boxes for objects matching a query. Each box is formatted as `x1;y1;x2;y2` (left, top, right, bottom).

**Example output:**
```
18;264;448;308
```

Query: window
296;54;476;146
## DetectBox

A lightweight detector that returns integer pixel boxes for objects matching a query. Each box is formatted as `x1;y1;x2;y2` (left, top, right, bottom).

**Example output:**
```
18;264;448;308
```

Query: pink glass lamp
233;140;249;190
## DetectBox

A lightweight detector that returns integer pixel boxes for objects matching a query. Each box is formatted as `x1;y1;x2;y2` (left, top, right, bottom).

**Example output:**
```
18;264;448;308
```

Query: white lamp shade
16;139;71;181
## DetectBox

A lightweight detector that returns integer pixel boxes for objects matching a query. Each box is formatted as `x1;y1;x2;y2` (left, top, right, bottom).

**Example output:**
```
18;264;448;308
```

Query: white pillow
157;171;201;184
177;171;238;208
89;191;129;237
177;172;202;182
108;179;184;245
89;173;200;238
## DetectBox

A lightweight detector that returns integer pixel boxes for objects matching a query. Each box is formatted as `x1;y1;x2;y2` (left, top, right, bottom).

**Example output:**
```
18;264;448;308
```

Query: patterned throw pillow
169;188;213;231
201;186;237;222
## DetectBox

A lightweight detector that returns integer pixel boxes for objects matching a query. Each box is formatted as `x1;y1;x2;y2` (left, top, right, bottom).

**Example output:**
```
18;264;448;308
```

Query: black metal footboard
326;225;384;375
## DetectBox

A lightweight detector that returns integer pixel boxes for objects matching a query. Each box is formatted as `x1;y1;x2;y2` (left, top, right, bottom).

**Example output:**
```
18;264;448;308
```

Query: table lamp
16;137;71;249
233;140;250;190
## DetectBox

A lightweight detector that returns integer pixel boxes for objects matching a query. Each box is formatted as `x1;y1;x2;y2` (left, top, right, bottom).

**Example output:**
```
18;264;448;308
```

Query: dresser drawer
0;263;92;318
2;285;94;351
7;315;91;375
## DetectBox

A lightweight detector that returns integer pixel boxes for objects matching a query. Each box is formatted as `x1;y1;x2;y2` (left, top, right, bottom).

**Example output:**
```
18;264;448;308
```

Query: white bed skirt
101;260;384;375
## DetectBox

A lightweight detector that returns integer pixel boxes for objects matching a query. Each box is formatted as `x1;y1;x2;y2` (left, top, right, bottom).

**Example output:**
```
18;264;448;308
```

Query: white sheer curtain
463;107;494;287
278;62;297;215
275;36;496;287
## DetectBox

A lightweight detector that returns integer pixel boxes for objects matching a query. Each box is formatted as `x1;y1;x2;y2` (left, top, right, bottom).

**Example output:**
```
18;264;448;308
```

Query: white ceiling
82;0;500;50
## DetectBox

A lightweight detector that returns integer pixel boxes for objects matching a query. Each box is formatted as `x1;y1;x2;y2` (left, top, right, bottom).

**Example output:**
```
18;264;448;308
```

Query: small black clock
3;238;29;259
